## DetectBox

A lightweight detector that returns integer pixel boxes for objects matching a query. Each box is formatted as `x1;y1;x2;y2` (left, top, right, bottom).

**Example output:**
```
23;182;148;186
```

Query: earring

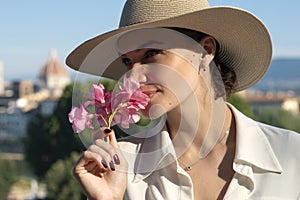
198;63;206;74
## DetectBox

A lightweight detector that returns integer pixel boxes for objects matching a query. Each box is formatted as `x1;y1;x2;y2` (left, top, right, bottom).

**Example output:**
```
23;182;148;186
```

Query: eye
144;49;163;60
121;57;132;67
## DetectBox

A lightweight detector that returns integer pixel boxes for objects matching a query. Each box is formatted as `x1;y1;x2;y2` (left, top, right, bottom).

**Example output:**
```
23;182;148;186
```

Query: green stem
107;110;117;129
107;103;127;129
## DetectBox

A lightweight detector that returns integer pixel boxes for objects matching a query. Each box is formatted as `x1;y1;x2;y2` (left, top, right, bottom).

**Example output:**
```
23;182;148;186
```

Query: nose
131;61;142;69
129;64;147;83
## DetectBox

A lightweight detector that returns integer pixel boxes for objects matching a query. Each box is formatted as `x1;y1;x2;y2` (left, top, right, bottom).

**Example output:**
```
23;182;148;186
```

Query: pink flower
84;84;105;106
129;89;149;109
95;90;113;127
68;77;150;134
108;76;149;128
113;106;141;128
118;76;149;109
121;75;140;94
68;104;94;133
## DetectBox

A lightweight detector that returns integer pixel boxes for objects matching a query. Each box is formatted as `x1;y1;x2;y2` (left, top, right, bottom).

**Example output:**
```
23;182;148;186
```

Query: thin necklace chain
178;129;230;171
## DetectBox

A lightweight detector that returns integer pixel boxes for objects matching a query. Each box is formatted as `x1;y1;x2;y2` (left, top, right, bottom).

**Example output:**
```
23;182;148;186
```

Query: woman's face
121;48;201;118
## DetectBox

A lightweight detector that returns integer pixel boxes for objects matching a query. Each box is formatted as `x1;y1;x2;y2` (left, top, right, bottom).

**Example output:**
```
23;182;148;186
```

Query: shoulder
258;122;300;144
257;122;300;160
230;103;300;154
231;102;300;161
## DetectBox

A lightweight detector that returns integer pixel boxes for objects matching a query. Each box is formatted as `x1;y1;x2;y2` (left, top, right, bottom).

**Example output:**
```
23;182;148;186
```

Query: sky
0;0;299;81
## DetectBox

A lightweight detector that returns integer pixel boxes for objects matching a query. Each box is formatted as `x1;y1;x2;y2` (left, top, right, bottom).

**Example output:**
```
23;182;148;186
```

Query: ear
199;36;217;56
199;36;217;66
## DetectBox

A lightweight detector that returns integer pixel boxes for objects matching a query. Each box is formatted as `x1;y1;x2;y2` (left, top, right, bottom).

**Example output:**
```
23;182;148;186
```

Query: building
0;109;32;140
238;90;299;115
0;49;70;153
39;49;70;97
5;80;34;99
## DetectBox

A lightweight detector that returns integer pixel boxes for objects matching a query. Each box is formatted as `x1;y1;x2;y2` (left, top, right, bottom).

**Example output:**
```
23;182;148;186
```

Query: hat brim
66;6;272;92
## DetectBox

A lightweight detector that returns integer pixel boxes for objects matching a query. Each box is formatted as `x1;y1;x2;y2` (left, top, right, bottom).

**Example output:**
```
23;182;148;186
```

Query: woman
67;0;300;199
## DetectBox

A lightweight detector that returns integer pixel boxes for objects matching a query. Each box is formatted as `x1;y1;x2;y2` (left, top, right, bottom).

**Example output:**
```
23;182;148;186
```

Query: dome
39;49;69;79
39;49;70;97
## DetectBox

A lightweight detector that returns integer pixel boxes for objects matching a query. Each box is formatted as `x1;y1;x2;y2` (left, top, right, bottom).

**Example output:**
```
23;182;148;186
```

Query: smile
140;84;160;98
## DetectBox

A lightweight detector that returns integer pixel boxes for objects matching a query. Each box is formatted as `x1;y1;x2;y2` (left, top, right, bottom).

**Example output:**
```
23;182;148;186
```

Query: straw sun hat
66;0;272;92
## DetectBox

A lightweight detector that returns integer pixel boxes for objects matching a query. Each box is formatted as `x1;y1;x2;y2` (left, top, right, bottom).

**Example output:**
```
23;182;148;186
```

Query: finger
82;150;108;170
87;145;116;171
100;127;119;148
72;154;85;175
91;140;119;169
84;160;105;174
72;153;108;178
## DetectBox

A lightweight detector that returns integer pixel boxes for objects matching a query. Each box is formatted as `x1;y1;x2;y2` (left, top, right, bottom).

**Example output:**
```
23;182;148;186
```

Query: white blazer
116;104;300;199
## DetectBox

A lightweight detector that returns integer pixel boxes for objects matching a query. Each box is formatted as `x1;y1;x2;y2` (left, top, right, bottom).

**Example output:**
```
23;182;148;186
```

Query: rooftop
39;49;69;79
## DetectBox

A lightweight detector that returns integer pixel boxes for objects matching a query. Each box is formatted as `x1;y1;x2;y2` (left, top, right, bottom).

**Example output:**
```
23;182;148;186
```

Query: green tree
23;84;84;179
227;94;253;118
254;108;281;127
45;152;85;200
278;109;300;132
0;159;16;199
255;108;300;133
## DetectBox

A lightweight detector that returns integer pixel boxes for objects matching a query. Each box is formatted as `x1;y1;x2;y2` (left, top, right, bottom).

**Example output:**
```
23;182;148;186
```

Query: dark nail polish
101;160;108;168
113;154;120;165
109;161;115;171
104;128;111;134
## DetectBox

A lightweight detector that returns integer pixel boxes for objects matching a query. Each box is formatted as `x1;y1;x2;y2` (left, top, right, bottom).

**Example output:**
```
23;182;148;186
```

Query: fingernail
104;128;111;134
101;160;108;168
113;154;120;165
109;161;115;171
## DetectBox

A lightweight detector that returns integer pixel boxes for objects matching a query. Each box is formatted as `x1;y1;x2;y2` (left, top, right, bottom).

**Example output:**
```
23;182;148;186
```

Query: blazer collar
228;104;283;173
132;130;177;183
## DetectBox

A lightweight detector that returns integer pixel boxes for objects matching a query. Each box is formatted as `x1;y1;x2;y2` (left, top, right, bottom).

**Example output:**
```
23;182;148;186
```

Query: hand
72;128;128;200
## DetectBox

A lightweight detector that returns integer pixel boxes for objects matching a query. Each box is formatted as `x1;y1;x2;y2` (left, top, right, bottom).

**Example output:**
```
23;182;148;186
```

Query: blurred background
0;1;299;199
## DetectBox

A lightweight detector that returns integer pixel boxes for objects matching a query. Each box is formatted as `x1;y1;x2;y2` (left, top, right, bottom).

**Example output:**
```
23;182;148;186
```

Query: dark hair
168;27;238;98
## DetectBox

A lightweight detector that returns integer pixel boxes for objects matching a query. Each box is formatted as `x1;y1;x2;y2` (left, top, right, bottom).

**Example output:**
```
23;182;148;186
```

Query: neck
166;88;233;160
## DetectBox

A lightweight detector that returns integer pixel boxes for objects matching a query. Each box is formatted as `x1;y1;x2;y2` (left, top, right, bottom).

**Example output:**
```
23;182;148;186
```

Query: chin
141;103;164;120
142;100;178;120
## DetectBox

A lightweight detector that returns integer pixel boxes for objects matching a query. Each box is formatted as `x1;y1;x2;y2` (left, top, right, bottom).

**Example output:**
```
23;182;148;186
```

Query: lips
140;84;159;98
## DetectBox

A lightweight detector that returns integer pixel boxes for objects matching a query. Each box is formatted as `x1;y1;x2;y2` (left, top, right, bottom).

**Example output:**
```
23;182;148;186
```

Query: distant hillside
251;58;300;94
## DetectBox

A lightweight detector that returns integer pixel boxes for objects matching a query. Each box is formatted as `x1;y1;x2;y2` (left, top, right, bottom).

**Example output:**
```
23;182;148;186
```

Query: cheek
172;70;199;102
177;66;199;89
142;90;179;119
168;58;200;90
140;59;199;118
185;73;199;91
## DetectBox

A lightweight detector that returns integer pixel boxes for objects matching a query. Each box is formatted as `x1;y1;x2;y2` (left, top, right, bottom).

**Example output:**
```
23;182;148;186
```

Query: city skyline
1;0;299;81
